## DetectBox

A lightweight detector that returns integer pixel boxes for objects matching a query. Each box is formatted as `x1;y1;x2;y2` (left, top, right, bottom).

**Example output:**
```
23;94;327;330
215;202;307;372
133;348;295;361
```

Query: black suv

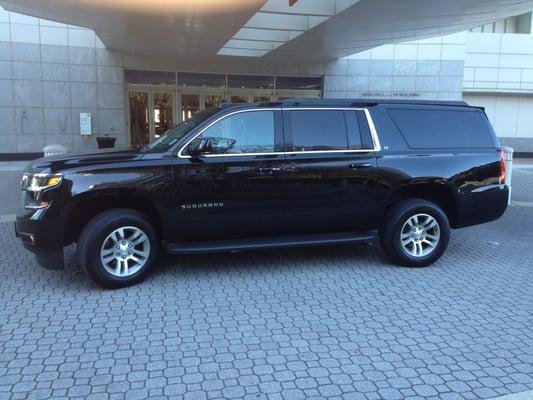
15;100;509;288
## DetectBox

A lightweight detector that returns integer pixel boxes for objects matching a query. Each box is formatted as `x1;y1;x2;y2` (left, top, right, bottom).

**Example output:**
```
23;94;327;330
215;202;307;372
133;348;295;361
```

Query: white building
0;1;531;157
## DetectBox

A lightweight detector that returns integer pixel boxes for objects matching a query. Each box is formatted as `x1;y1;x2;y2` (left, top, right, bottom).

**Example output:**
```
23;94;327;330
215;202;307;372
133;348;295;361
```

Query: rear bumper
15;218;65;270
455;184;509;229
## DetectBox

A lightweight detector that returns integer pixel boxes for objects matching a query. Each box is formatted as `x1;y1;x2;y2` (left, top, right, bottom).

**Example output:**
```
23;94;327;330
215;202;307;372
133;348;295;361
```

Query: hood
24;147;145;174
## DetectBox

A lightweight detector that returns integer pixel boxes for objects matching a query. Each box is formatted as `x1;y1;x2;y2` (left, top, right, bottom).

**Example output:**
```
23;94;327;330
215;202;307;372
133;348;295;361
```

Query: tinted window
388;108;495;149
290;110;368;151
195;111;275;154
356;111;375;149
345;110;375;150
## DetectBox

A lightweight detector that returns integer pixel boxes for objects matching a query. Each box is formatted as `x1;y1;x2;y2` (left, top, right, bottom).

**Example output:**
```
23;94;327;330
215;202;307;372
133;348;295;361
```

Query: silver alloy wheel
400;213;440;258
100;226;151;277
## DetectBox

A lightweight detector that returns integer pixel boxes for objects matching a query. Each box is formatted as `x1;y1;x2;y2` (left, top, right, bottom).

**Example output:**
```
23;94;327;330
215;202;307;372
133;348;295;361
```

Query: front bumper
15;218;65;270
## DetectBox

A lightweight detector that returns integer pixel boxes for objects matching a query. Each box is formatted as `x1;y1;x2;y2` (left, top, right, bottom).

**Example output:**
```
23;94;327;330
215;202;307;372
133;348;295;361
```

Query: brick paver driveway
0;168;532;400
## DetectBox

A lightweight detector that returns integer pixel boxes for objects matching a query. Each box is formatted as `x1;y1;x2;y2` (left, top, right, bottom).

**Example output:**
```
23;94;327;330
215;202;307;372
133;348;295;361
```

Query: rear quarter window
387;108;495;149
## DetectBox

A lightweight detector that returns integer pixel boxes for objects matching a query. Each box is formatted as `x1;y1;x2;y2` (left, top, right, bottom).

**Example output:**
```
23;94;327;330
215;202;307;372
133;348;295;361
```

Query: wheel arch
381;181;458;228
64;190;163;245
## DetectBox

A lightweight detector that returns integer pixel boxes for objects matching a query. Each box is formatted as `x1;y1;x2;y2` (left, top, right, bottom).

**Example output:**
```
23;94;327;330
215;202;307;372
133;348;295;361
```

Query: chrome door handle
349;163;373;170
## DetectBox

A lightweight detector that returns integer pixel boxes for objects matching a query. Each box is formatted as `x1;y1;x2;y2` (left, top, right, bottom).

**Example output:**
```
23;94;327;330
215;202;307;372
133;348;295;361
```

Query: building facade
0;6;532;157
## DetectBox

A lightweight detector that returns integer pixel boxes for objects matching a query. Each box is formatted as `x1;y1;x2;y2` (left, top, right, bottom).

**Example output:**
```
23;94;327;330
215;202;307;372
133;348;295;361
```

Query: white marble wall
0;6;126;154
323;33;466;101
462;32;533;151
464;33;533;92
464;93;533;151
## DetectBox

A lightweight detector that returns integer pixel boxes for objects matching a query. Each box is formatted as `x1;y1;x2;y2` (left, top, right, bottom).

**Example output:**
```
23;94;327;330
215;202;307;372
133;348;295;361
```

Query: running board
166;231;377;254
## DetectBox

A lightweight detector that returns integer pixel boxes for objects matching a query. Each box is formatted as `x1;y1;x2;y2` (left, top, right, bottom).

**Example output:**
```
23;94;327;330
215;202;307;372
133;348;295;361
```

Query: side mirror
187;138;213;159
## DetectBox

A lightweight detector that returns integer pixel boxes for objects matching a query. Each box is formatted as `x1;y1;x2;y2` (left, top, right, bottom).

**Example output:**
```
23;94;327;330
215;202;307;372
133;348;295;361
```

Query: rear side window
387;108;495;149
288;110;371;151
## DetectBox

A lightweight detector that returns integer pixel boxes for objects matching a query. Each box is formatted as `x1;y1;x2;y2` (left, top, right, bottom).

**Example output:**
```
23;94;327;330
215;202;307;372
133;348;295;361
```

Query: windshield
146;107;220;152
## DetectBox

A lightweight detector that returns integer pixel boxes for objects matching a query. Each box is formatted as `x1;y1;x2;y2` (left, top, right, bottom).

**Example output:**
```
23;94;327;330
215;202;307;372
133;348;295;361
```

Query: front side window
191;111;275;155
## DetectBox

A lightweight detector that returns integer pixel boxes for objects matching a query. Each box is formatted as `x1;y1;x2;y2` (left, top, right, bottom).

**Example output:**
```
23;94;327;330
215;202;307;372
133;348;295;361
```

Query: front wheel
77;209;158;288
380;199;450;267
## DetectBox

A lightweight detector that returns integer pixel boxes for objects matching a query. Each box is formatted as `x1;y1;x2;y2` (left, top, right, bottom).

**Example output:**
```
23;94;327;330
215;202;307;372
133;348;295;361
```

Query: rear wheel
380;199;450;267
78;209;158;288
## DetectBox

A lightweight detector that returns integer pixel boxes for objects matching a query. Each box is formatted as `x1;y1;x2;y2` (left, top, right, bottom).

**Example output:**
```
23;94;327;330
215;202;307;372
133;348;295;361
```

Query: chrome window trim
177;107;382;159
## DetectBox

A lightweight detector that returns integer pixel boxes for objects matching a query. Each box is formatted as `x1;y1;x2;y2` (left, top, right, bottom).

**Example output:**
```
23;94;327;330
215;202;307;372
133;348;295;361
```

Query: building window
178;72;226;88
124;70;176;85
228;75;274;89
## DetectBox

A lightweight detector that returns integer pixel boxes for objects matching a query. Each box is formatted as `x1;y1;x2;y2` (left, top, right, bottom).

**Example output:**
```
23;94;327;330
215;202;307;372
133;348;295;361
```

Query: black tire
380;199;450;267
77;209;158;288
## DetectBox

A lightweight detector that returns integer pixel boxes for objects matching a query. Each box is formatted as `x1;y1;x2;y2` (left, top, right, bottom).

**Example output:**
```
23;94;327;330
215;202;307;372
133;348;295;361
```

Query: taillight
498;149;506;185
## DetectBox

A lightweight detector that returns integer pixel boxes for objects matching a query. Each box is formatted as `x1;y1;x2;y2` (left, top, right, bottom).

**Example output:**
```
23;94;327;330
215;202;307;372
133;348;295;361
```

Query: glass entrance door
179;92;225;122
128;90;150;147
127;88;176;146
180;94;200;122
152;91;174;139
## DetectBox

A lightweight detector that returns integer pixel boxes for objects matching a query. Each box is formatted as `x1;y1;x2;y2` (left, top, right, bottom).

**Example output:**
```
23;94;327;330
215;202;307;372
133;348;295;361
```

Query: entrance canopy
1;0;533;62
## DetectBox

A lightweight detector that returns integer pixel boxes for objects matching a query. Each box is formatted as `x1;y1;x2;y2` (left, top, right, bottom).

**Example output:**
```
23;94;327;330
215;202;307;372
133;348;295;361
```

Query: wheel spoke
128;230;142;242
111;231;120;243
132;233;147;246
133;249;148;258
426;220;438;230
102;254;115;265
423;239;435;248
101;247;114;256
416;242;424;256
130;255;141;264
114;259;121;275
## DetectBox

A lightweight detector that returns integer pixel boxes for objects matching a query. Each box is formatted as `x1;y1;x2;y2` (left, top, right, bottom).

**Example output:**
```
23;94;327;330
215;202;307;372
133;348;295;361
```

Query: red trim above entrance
289;0;298;6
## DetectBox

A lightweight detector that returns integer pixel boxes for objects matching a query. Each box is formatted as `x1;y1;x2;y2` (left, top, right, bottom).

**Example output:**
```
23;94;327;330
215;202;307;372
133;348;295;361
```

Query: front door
172;109;286;242
282;108;379;233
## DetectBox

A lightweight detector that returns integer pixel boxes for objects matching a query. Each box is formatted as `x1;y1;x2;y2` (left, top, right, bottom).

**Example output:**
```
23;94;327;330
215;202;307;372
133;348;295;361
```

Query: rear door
282;107;380;233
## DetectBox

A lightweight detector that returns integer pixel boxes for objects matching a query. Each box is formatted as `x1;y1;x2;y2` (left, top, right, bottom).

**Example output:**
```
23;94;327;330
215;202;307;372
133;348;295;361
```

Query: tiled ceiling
218;0;360;57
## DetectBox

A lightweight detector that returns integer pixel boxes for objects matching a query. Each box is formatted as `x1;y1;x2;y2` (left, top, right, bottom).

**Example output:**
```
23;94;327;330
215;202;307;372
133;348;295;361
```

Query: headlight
21;173;63;192
21;173;63;210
